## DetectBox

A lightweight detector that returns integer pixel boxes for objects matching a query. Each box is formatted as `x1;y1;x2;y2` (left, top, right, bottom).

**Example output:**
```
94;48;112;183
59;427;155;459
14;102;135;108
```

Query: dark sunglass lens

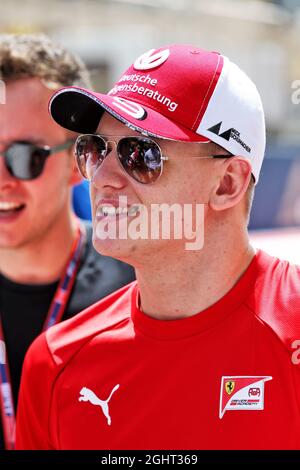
118;138;162;184
76;135;106;180
6;143;48;180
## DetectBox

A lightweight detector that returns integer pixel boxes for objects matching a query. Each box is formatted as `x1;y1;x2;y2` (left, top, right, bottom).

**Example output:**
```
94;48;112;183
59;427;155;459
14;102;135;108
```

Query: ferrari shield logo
225;381;235;395
219;376;272;419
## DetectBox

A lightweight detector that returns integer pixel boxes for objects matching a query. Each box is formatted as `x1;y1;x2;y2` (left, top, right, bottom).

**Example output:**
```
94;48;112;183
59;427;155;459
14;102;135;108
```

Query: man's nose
91;144;128;189
0;156;18;190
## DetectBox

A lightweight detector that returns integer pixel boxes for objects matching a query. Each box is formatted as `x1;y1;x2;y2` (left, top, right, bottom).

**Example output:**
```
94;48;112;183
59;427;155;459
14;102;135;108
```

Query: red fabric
50;45;223;142
16;251;300;449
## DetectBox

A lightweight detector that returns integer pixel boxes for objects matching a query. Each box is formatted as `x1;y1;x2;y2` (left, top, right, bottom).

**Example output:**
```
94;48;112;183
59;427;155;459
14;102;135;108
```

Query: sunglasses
75;134;231;185
0;140;74;180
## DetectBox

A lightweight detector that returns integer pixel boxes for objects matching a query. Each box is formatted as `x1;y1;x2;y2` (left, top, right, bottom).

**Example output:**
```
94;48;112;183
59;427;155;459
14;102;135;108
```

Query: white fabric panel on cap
197;57;266;182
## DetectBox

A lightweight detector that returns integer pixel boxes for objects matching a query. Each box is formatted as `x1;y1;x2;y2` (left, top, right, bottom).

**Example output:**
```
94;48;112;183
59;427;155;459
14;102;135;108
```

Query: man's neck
0;212;79;285
135;222;255;320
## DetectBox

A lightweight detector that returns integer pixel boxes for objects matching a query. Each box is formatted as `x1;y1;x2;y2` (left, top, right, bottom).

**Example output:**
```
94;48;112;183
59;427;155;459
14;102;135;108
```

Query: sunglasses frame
0;139;75;180
75;133;233;185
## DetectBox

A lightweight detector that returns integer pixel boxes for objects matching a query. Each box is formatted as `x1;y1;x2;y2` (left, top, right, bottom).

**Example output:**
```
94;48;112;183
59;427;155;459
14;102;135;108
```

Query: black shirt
0;222;135;449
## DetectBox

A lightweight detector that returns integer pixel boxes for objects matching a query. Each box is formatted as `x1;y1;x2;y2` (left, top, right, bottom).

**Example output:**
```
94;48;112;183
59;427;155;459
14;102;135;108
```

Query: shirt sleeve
15;332;57;449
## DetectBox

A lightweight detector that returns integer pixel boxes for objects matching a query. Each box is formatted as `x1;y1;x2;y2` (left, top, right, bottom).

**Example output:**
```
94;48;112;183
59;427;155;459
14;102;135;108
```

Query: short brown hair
244;175;255;225
0;33;91;89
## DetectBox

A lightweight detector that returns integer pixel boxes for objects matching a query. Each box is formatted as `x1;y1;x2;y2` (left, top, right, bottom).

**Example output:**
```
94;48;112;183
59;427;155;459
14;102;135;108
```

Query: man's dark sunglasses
75;134;232;185
0;140;74;180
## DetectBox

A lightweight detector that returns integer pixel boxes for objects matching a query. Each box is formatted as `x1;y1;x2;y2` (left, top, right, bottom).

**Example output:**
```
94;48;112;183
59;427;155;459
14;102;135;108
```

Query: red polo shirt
16;250;300;449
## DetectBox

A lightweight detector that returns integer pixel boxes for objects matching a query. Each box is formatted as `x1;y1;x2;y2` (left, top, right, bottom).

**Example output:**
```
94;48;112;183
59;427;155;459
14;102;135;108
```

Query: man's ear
209;157;252;211
69;160;83;186
68;143;83;186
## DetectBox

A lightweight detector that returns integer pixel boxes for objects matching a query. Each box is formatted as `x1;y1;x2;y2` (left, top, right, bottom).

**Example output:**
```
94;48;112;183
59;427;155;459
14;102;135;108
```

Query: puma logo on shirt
78;384;120;426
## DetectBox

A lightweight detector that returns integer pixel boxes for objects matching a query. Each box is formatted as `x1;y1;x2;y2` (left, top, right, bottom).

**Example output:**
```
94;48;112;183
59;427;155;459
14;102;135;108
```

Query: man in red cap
16;44;300;449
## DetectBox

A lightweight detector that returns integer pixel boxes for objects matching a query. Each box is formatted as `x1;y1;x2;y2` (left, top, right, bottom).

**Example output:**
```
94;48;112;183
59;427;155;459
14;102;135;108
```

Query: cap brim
49;87;209;143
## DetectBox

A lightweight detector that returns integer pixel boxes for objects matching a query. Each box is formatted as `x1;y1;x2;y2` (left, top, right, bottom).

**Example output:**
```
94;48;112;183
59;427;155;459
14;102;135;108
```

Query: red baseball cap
49;44;266;182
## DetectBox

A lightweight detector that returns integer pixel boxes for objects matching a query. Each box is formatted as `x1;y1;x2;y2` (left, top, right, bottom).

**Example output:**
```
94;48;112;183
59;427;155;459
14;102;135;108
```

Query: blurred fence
249;143;300;229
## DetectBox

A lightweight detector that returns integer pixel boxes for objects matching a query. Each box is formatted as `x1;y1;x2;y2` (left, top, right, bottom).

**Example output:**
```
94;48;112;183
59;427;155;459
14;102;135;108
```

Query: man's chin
92;236;137;261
